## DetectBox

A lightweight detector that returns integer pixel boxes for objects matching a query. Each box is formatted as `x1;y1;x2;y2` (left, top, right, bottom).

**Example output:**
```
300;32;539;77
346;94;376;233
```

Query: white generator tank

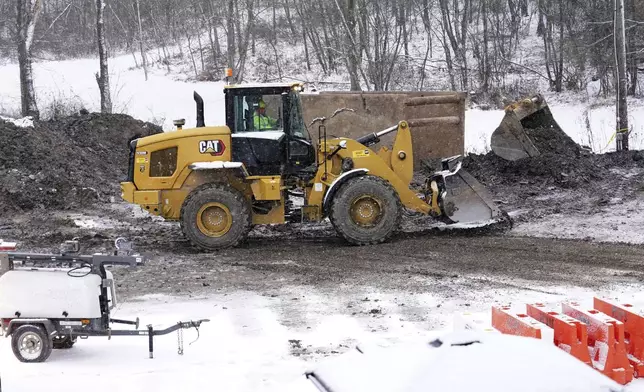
0;269;106;319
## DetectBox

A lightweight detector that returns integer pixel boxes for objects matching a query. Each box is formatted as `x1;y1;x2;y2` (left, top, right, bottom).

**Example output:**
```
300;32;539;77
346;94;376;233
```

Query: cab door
284;91;316;173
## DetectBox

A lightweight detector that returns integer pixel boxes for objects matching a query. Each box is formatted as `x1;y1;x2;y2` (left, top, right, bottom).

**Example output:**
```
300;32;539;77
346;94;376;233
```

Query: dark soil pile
0;113;162;212
523;125;581;157
462;121;644;190
464;149;644;190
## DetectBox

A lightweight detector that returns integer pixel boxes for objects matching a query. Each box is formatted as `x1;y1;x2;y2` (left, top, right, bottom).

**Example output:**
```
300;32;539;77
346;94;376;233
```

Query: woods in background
0;0;642;117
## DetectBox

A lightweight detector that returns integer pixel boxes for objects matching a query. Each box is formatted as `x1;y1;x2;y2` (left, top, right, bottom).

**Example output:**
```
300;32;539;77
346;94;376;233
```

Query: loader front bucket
440;169;506;225
425;157;506;226
490;94;562;161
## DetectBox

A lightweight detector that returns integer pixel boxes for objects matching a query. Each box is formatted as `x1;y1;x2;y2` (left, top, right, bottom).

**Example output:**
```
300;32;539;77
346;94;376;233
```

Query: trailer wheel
329;176;402;245
11;324;53;363
53;335;76;349
180;183;252;250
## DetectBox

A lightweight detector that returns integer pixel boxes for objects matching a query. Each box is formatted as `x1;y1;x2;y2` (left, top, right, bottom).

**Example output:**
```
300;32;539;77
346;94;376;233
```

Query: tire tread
180;182;252;250
329;175;402;246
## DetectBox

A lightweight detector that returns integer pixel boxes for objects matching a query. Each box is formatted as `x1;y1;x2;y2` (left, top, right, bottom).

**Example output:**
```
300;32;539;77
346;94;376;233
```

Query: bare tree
438;0;471;91
135;0;148;81
96;0;112;113
333;0;362;90
538;0;565;92
5;0;642;104
226;0;235;76
615;0;629;150
16;0;43;119
626;0;640;95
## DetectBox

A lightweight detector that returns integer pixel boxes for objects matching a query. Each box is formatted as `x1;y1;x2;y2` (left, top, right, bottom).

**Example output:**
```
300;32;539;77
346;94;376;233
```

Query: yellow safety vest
254;114;275;130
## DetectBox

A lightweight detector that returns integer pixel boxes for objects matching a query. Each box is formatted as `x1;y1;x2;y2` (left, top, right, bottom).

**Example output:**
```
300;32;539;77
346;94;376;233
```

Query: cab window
149;147;178;177
288;92;310;140
233;94;283;132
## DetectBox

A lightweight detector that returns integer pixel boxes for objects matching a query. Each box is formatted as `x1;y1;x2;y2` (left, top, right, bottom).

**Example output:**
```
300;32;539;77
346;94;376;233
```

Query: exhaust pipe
194;91;205;127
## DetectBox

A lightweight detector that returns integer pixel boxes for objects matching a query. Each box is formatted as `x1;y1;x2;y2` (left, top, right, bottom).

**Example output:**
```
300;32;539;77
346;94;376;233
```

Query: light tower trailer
0;240;209;363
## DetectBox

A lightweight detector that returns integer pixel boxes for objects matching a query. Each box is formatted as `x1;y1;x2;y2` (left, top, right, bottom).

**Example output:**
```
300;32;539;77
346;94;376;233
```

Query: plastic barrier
593;297;644;378
562;302;634;385
526;303;591;366
491;305;554;342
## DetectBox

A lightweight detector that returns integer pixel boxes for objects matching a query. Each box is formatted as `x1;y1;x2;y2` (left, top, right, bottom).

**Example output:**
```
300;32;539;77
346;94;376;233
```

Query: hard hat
258;99;266;109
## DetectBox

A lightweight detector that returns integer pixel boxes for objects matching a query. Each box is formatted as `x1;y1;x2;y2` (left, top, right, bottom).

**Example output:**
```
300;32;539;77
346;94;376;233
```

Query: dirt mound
464;117;644;189
463;149;644;190
0;113;162;212
523;125;581;157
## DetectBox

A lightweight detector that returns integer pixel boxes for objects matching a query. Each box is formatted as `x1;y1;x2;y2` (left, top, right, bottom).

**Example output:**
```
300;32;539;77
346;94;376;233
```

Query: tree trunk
520;0;529;16
421;0;433;57
283;0;297;39
135;0;148;81
16;0;42;119
556;0;564;92
345;0;360;91
301;14;311;71
482;0;490;92
272;0;277;44
626;0;638;95
96;0;112;113
615;0;629;150
226;0;235;77
197;31;205;73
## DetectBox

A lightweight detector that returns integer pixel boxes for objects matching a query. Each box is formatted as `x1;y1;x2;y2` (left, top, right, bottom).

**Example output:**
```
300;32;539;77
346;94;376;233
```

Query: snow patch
511;199;644;245
0;286;642;391
232;131;285;141
0;115;34;127
189;161;244;170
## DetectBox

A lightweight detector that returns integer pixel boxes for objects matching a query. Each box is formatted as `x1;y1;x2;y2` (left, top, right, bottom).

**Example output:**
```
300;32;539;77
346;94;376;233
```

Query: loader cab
223;83;316;177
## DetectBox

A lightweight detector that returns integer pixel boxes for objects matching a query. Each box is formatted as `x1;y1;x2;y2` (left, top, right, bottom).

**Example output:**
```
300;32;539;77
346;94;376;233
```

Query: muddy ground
1;112;643;309
2;195;643;306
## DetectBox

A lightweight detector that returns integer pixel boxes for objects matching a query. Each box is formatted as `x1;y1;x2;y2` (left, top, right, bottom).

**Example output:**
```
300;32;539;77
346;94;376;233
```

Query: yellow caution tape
601;128;629;152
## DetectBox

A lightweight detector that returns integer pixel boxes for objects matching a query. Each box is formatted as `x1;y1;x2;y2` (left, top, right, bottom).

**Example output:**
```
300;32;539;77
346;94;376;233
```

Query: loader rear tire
180;183;252;251
329;176;402;245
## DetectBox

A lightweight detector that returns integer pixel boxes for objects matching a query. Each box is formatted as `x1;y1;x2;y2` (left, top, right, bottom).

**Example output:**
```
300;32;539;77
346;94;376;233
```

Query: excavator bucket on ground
490;94;562;161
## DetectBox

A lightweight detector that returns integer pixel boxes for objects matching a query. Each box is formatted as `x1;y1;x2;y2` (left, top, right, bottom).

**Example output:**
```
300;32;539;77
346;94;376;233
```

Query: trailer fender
322;169;369;216
7;318;57;337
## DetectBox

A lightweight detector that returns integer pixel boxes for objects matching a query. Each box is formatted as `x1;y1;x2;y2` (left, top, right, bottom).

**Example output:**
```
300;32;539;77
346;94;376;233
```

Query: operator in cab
253;98;278;130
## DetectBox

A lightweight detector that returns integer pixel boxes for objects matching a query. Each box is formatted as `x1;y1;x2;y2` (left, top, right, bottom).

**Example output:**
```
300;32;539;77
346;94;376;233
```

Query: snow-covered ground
1;286;644;391
511;198;644;245
0;55;226;131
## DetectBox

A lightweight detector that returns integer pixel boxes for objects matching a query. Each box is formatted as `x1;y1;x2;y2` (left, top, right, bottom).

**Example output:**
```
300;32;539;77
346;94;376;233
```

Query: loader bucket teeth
440;169;505;225
490;94;563;161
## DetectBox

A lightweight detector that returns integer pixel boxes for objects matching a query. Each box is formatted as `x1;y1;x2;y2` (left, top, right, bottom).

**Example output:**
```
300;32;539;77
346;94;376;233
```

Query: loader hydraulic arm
356;124;400;147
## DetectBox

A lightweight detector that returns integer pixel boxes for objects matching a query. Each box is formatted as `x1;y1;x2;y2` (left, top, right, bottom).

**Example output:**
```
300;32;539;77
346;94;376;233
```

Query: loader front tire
329;176;402;245
180;183;252;251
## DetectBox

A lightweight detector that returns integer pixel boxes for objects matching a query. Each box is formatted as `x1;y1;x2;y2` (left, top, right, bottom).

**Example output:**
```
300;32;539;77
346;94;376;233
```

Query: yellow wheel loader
120;82;505;250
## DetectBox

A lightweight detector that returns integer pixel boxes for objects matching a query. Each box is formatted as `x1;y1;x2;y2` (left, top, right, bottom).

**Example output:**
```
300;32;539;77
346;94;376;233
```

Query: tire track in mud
4;206;644;300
